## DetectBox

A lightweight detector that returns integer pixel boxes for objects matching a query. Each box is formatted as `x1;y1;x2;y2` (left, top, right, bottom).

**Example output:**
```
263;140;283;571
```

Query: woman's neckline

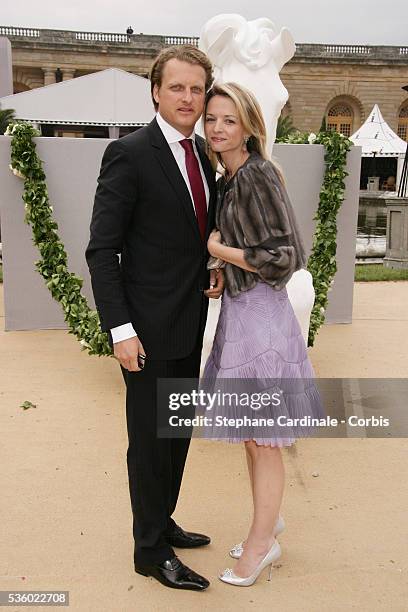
222;151;259;185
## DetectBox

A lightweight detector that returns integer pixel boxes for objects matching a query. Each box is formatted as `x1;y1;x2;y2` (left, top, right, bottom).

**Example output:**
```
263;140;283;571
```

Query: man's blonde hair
149;45;214;111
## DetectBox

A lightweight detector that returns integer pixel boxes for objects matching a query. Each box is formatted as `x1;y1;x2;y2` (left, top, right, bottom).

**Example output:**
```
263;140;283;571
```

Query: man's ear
153;83;160;105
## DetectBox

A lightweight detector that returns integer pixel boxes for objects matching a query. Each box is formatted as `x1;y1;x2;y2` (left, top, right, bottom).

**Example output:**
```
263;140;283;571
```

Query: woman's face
204;95;248;154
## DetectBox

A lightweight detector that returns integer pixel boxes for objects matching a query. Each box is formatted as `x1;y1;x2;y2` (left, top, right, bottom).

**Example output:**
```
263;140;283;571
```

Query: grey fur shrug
214;151;307;297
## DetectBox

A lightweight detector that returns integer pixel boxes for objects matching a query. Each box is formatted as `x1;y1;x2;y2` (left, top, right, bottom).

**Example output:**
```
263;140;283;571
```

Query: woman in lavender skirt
201;83;325;587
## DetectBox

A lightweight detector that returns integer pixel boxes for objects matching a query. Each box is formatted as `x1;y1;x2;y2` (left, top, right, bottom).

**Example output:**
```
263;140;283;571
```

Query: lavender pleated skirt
200;281;325;447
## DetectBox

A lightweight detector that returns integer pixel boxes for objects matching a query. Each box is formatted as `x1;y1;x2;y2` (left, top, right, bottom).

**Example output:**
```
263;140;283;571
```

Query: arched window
397;104;408;142
327;103;353;137
13;82;31;94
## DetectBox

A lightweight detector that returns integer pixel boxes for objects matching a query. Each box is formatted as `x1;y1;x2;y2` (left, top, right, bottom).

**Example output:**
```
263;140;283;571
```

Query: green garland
277;130;352;346
6;122;352;353
6;122;112;356
307;131;352;346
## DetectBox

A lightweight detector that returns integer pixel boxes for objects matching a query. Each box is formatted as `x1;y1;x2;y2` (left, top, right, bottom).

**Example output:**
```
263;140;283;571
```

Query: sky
1;0;408;46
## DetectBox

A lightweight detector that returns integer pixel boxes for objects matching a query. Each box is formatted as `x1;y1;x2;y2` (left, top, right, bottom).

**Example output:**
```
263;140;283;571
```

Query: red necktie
180;139;207;241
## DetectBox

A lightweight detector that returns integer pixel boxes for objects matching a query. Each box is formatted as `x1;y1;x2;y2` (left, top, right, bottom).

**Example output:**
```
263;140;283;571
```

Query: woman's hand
207;229;222;256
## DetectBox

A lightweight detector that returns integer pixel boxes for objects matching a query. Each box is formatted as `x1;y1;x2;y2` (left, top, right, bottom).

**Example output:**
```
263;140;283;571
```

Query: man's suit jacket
85;117;217;360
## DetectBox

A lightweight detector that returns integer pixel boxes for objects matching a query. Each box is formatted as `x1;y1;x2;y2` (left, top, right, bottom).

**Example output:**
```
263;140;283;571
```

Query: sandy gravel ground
1;281;407;611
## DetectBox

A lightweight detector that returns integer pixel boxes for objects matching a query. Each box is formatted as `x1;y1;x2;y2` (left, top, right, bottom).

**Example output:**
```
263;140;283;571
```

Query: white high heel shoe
229;515;285;559
219;539;282;587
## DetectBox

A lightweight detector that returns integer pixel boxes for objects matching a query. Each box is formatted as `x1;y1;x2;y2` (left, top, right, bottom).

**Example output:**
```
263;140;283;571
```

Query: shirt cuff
110;323;137;344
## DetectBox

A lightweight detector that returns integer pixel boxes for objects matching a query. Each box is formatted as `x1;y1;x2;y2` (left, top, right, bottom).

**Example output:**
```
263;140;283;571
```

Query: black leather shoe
134;556;209;591
165;524;211;548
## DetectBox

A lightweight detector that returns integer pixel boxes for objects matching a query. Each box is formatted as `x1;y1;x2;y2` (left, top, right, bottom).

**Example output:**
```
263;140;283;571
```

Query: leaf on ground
20;401;37;410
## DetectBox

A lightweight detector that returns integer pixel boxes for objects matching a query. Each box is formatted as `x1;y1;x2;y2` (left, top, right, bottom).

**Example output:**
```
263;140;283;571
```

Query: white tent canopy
0;68;155;126
350;104;407;158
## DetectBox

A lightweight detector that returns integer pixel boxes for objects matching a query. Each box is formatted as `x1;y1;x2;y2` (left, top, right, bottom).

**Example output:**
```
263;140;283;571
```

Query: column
384;198;408;269
42;68;56;86
108;126;120;139
62;69;75;81
0;37;13;97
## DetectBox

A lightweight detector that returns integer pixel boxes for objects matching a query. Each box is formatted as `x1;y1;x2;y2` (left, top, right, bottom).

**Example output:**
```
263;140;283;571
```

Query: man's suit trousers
120;301;207;566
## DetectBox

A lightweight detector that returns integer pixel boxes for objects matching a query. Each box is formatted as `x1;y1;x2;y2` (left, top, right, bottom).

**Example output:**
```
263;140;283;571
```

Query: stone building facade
1;25;408;140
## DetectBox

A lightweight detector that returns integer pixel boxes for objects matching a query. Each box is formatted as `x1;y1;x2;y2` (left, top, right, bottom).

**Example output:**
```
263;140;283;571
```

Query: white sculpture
285;269;315;346
200;14;295;151
200;14;315;345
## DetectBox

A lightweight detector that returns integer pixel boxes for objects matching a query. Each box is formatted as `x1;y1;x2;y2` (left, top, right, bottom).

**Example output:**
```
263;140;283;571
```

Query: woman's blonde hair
203;82;284;182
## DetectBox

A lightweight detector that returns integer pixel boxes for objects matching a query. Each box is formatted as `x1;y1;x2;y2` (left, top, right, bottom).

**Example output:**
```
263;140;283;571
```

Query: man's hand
204;268;225;299
114;336;147;372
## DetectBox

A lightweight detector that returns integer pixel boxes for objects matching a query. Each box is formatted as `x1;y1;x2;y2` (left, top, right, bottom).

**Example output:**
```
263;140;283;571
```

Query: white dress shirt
110;112;210;344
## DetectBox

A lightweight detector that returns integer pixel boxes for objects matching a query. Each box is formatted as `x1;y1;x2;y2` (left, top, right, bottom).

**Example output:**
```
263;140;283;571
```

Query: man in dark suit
85;46;223;591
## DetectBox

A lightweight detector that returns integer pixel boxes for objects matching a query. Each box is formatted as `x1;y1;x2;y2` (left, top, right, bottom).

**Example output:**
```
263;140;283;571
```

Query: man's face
153;58;207;136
